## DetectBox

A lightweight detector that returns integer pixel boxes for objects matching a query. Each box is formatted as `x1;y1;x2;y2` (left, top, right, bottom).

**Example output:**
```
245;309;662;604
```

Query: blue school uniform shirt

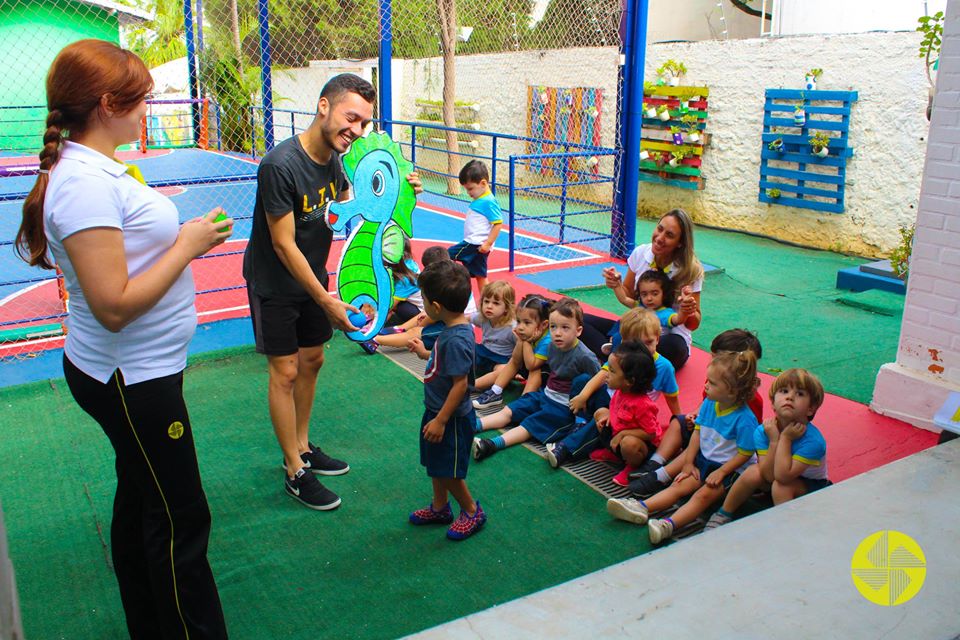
393;258;422;309
754;422;829;480
695;398;757;471
423;323;475;417
463;191;503;245
601;352;679;404
654;306;677;331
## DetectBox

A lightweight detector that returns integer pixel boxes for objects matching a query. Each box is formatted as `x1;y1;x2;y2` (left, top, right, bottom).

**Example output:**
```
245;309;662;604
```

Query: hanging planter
644;103;658;119
793;105;806;126
670;126;684;145
768;137;784;152
681;114;700;144
657;105;671;121
657;60;687;88
668;149;689;168
810;131;831;157
639;149;650;161
766;188;781;199
805;68;823;91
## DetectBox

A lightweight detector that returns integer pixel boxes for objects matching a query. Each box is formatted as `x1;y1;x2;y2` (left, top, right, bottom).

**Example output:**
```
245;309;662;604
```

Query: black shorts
448;241;489;278
248;290;333;356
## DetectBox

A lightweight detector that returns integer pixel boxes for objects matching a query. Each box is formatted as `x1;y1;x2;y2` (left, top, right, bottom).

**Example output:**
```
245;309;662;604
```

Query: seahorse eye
371;170;385;196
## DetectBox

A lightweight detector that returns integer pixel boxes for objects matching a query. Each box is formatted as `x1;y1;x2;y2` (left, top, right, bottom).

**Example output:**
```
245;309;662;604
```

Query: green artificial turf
0;339;650;639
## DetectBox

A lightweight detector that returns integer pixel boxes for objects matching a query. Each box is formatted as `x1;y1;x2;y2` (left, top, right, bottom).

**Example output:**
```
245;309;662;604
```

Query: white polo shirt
44;141;197;385
626;242;704;351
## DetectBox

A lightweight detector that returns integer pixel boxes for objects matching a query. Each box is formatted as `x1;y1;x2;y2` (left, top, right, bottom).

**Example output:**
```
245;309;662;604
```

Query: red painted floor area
498;272;939;484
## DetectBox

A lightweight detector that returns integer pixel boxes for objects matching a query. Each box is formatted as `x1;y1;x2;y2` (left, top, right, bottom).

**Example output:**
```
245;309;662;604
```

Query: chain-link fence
0;0;628;361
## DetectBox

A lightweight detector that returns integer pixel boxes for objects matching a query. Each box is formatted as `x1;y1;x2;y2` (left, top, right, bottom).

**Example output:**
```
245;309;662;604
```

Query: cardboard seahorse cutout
325;131;416;342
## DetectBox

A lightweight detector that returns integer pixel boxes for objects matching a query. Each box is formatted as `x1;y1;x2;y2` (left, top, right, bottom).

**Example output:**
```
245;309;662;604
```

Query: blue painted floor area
520;260;722;292
0;149;259;198
0;316;256;388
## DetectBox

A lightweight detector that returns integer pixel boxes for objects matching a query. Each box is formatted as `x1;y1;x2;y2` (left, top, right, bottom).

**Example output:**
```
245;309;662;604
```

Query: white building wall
777;0;947;36
872;0;960;431
399;31;930;255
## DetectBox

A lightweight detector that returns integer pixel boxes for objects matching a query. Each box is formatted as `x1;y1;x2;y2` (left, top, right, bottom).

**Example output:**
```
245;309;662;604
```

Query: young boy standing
448;160;502;297
408;260;487;540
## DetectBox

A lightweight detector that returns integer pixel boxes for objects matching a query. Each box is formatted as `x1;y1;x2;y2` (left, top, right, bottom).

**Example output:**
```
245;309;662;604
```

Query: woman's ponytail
16;110;64;270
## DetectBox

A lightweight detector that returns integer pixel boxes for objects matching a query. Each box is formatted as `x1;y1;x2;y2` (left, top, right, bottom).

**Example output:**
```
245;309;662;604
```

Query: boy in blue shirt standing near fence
449;160;502;298
409;259;487;540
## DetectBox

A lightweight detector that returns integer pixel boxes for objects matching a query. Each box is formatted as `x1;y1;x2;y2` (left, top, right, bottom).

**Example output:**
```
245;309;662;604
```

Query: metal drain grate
379;346;635;500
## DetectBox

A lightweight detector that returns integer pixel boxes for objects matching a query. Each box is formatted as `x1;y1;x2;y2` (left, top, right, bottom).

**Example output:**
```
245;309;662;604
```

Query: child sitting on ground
546;341;660;485
448;160;502;299
705;368;830;529
384;236;423;327
472;297;600;461
470;280;517;377
627;327;762;497
602;269;691;355
606;350;759;545
472;293;552;408
408;259;486;540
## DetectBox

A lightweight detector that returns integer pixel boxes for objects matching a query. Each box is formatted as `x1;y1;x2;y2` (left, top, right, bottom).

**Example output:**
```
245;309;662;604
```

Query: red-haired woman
16;40;229;638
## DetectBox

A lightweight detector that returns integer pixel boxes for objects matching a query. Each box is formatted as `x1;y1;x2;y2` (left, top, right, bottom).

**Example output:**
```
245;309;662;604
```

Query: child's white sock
655;467;671;483
491;384;503;395
650;452;666;465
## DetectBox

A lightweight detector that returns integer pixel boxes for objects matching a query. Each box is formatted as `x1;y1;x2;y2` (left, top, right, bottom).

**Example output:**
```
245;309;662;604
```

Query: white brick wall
872;0;960;430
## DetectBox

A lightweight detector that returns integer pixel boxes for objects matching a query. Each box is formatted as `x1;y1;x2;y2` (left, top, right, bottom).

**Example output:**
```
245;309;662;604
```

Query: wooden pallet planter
639;85;710;190
759;89;858;213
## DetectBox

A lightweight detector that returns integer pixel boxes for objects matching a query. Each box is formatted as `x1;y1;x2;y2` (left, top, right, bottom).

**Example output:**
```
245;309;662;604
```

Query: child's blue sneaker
472;389;502;410
545;442;571;469
446;503;487;540
359;339;379;355
409;502;454;525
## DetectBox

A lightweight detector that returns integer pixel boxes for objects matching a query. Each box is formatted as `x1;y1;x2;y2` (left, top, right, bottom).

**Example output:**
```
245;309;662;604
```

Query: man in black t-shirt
243;73;421;510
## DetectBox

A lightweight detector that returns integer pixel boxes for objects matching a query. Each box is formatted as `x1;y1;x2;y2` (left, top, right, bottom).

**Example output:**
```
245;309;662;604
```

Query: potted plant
809;131;831;157
639;148;650;161
644;102;658;118
766;187;781;199
668;148;688;168
657;60;687;86
805;68;823;91
768;136;784;152
657;104;671;121
889;224;915;280
793;104;806;126
681;114;700;143
670;125;684;145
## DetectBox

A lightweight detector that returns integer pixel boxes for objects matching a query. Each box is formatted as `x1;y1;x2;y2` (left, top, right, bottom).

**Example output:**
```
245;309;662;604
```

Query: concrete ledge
408;441;960;639
871;362;959;432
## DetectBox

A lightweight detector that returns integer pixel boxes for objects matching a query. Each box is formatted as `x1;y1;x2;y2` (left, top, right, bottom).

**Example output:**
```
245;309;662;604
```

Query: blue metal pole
194;0;204;51
183;0;201;145
377;0;393;135
509;157;516;272
491;136;498;196
256;0;275;152
612;0;648;259
559;144;569;244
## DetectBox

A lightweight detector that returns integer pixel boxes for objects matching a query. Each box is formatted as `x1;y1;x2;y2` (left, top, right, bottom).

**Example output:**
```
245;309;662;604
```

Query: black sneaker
545;442;570;469
285;468;341;510
630;458;663;478
303;443;350;476
627;472;669;498
281;444;350;476
472;437;498;461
